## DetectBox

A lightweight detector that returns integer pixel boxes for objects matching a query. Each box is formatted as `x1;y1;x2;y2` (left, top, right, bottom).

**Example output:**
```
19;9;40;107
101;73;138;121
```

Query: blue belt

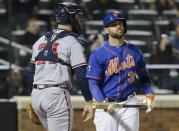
107;93;136;103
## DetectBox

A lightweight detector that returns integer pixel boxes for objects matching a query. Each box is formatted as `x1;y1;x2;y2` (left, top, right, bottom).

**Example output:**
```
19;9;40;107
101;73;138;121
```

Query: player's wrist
146;94;155;101
145;93;155;113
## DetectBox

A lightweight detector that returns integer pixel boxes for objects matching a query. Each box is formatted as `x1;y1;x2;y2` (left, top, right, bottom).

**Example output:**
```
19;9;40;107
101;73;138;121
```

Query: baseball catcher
28;2;93;131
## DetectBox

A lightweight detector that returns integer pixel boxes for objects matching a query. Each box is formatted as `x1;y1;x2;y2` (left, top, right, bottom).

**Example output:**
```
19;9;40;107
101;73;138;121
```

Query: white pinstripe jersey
31;29;87;87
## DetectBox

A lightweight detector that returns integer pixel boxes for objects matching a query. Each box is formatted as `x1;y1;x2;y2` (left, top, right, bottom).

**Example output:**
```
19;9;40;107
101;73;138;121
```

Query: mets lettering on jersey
86;41;153;99
105;54;135;75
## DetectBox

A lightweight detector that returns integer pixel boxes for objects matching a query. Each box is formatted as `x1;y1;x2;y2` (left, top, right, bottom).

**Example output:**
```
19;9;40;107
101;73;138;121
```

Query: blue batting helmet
54;2;84;34
103;11;127;33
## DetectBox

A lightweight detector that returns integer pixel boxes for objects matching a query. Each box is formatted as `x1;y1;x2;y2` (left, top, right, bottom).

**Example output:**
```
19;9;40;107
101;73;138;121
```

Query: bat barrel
122;104;147;110
93;102;147;110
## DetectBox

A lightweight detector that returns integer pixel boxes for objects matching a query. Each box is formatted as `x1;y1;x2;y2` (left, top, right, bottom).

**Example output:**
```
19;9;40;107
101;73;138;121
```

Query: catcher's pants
31;87;73;131
94;96;139;131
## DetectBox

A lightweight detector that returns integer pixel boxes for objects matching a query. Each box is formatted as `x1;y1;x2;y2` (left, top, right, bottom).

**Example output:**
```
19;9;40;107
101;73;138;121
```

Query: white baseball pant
31;87;73;131
94;96;139;131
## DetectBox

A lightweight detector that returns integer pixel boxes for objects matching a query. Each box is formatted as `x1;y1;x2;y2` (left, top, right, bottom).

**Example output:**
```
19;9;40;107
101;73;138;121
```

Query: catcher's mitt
26;103;41;125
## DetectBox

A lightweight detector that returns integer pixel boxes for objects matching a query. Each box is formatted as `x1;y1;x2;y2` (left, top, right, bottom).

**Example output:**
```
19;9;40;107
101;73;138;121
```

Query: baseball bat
92;102;147;110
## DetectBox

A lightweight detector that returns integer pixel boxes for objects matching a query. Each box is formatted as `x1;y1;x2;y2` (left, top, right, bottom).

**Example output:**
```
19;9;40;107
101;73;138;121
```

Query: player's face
105;20;125;39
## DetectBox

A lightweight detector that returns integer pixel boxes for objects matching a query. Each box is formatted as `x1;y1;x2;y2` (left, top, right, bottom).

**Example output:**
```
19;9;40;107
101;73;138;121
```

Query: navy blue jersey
86;40;153;101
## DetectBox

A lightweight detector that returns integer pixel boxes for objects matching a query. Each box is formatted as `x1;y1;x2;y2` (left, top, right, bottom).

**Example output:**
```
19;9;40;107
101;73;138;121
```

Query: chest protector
35;30;87;66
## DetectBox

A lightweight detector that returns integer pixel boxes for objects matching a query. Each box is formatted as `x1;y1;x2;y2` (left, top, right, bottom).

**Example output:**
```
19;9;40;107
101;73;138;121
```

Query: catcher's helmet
54;2;84;34
103;11;127;33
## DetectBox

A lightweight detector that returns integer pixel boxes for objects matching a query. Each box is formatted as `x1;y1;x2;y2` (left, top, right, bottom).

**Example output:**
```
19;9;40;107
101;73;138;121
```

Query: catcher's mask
103;11;127;33
54;2;85;34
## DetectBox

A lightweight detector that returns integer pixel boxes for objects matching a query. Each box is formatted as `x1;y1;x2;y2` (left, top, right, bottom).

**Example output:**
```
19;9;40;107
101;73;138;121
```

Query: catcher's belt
33;84;69;90
26;103;41;125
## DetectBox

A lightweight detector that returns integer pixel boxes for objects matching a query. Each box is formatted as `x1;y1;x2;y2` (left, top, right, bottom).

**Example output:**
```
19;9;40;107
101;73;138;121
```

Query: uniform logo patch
88;65;91;71
113;11;119;17
44;50;48;56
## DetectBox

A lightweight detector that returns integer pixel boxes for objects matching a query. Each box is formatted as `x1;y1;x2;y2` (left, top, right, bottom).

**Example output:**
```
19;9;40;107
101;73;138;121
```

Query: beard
108;29;125;39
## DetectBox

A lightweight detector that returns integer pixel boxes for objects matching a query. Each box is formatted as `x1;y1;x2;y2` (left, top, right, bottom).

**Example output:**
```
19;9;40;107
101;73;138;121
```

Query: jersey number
38;43;58;56
128;71;136;83
51;43;58;56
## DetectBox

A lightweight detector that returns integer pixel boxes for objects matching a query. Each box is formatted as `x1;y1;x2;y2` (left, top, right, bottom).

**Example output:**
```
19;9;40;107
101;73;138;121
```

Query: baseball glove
26;103;41;125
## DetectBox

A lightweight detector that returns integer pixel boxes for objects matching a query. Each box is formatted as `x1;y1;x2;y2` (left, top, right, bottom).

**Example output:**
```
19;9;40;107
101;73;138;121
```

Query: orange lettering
108;58;118;75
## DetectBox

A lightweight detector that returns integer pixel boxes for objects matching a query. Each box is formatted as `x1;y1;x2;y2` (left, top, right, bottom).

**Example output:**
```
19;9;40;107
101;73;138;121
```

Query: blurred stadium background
0;0;179;131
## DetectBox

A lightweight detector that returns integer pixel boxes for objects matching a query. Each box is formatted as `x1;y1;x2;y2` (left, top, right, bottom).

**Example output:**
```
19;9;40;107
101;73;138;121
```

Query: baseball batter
86;11;155;131
29;3;93;131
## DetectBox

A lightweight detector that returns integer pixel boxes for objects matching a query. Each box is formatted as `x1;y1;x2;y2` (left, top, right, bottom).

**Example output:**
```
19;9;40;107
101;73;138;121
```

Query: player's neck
109;36;124;47
57;24;72;31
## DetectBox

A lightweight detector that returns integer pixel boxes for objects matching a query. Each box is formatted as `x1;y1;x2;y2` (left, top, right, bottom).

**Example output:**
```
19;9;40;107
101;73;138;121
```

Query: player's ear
104;28;109;34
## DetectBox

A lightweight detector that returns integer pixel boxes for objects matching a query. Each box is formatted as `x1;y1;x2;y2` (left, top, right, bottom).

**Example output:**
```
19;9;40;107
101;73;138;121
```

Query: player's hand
143;94;155;113
82;101;94;122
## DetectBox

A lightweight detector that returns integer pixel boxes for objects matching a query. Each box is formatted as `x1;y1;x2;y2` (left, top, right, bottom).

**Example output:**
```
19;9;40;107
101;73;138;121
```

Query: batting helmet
103;11;127;33
54;2;84;34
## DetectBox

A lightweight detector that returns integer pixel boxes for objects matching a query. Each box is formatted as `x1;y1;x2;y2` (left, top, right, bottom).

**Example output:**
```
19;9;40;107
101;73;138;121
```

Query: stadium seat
90;10;105;20
175;0;179;7
154;20;170;39
0;8;7;25
86;20;103;31
129;40;147;46
37;20;48;33
39;0;51;9
115;0;137;11
128;9;158;21
126;30;154;49
127;20;154;32
139;0;154;9
128;40;150;53
163;10;178;20
37;9;52;22
0;44;9;61
126;30;153;40
11;30;26;42
85;29;99;36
